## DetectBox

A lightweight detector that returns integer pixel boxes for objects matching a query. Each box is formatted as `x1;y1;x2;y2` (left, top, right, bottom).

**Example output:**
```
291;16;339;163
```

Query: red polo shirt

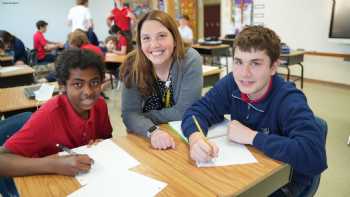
4;95;112;157
116;35;127;51
33;31;47;60
110;7;131;31
240;78;273;104
81;44;104;59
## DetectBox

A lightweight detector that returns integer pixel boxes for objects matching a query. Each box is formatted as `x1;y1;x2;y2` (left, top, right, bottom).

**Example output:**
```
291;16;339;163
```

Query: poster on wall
234;0;253;34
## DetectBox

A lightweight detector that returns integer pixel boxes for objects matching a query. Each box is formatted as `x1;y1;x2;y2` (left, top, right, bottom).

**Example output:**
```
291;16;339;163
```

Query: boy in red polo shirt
108;25;128;55
33;20;64;63
0;48;112;176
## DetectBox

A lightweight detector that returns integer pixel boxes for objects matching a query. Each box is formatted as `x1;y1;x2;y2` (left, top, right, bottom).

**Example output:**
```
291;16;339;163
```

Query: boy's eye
73;82;83;88
90;79;101;87
252;62;261;67
233;59;242;65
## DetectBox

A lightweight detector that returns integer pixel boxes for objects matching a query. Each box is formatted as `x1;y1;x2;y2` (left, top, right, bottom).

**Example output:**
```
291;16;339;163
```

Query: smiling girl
120;10;203;150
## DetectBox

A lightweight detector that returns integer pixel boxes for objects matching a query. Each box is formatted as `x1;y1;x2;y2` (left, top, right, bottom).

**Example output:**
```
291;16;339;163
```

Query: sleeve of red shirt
4;109;52;158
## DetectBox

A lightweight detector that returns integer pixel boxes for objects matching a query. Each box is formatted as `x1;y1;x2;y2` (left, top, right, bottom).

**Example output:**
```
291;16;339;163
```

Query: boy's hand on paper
50;154;94;176
189;132;219;162
150;129;176;150
227;120;257;145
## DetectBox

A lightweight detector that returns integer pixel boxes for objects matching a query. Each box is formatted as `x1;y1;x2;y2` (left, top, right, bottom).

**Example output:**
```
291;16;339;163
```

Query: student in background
67;0;99;46
177;15;193;45
120;10;203;150
67;0;93;32
108;25;128;55
106;0;135;43
181;26;327;197
33;20;64;64
69;29;103;58
0;48;112;177
104;35;118;53
0;30;27;65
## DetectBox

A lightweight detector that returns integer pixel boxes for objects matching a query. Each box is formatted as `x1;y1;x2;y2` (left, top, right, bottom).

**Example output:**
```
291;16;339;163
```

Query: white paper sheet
0;66;21;73
68;171;167;197
59;139;140;186
196;136;257;167
34;83;55;101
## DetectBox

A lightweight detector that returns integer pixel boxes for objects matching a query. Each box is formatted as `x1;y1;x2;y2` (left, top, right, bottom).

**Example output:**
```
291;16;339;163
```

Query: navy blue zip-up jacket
182;73;327;186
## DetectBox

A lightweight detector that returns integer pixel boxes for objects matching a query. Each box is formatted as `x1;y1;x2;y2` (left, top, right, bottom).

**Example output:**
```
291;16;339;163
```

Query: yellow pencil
192;115;213;155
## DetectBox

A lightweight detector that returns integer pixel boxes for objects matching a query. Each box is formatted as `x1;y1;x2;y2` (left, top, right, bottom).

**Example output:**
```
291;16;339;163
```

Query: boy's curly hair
55;48;105;85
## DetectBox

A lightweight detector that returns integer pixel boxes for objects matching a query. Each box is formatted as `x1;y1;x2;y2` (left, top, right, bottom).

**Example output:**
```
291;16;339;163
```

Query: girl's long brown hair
119;10;186;96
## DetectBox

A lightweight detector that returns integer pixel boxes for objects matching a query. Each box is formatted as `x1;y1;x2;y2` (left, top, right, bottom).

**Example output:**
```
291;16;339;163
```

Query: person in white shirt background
67;0;93;32
178;15;193;45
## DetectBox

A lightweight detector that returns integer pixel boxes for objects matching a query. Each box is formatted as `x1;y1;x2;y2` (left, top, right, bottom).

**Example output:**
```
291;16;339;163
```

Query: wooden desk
202;65;222;87
105;53;126;63
0;65;34;88
0;55;14;66
104;53;126;89
0;83;58;117
15;126;290;197
279;51;305;89
192;44;231;73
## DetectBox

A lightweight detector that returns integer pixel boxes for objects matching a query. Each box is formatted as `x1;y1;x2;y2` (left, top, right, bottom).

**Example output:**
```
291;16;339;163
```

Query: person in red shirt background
33;20;64;64
0;48;112;177
106;0;135;44
108;25;129;55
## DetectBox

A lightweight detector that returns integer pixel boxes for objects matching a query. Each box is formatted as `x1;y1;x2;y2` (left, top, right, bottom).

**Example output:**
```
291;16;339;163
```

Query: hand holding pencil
189;116;219;163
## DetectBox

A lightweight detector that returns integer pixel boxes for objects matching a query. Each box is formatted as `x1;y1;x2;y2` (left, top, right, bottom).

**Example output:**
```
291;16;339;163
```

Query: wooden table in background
0;82;58;117
104;53;126;89
0;65;34;88
14;125;290;197
0;55;14;66
279;51;305;89
192;44;231;73
202;65;222;87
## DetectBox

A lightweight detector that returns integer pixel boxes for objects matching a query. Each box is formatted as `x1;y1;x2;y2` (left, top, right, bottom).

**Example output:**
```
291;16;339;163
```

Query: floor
103;72;350;196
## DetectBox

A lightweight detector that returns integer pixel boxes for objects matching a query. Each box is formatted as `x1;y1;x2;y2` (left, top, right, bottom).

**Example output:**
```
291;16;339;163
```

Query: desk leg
299;63;304;89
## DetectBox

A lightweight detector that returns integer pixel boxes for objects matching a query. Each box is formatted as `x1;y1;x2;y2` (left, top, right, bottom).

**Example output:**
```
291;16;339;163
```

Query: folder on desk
169;120;257;167
24;84;59;99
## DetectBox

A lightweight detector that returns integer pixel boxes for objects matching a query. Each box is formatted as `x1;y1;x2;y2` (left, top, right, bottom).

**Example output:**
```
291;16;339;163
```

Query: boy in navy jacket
181;26;327;196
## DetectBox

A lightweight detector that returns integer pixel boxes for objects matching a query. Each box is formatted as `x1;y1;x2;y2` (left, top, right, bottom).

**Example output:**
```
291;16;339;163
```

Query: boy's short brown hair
69;29;89;48
234;26;281;64
105;35;118;44
76;0;88;5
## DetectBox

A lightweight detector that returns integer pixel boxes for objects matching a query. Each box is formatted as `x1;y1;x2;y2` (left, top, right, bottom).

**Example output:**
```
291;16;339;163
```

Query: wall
219;0;350;85
0;0;115;48
0;0;73;47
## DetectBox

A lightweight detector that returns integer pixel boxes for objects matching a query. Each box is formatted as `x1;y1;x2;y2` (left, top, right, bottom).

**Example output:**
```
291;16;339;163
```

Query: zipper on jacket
246;105;250;119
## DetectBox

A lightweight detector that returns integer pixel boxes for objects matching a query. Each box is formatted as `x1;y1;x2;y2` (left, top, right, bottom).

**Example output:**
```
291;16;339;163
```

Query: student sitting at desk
0;48;112;176
33;20;64;64
120;10;203;150
181;26;327;197
0;30;27;65
108;25;129;55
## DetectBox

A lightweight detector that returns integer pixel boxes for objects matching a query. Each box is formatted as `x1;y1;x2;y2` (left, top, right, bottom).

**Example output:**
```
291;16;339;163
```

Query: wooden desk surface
0;83;58;113
202;65;222;77
280;51;305;57
105;53;126;63
0;65;34;78
15;126;290;197
192;44;230;50
0;55;13;62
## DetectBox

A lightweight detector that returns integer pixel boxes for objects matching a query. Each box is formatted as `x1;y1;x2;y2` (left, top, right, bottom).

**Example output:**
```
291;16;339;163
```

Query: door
204;4;220;39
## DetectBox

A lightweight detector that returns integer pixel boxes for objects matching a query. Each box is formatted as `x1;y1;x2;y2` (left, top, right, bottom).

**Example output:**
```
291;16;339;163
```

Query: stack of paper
169;120;257;167
61;139;167;196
